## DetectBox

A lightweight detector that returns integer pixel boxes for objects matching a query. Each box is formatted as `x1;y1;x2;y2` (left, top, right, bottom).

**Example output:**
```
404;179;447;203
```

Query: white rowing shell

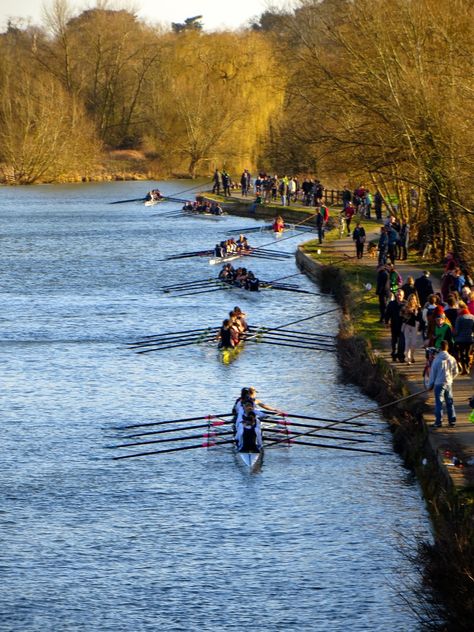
237;451;262;469
209;254;242;265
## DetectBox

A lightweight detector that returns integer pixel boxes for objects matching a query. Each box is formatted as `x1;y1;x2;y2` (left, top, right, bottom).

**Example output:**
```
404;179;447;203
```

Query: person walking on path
352;222;366;259
401;293;422;364
385;289;407;362
344;202;356;236
414;271;434;307
428;340;459;427
454;307;474;375
212;169;221;195
378;226;389;265
376;264;391;323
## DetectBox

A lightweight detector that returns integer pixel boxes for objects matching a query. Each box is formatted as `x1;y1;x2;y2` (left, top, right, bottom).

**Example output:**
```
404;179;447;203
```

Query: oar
251;326;334;339
261;417;379;436
159;277;217;290
113;439;234;460
109;196;146;205
121;420;231;439
257;335;336;348
265;411;367;427
129;327;219;349
170;286;229;298
263;426;371;444
113;413;233;431
258;330;336;342
251;339;336;352
327;389;431;425
263;286;321;296
130;332;216;349
110;430;234;450
136;335;217;354
162;250;214;261
130;326;218;344
250;329;335;342
162;279;221;294
278;438;388;456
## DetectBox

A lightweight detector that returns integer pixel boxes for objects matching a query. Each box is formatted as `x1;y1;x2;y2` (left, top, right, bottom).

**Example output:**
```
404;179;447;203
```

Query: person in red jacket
344;202;355;236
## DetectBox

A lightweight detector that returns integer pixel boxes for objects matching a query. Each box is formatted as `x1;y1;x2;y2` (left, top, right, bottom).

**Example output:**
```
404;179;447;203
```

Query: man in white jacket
428;340;459;427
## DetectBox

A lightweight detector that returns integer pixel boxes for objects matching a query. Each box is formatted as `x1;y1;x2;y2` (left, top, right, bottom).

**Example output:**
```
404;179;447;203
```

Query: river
0;181;432;631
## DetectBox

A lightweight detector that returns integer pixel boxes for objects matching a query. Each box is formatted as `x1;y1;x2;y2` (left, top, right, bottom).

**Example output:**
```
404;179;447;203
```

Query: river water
0;181;431;631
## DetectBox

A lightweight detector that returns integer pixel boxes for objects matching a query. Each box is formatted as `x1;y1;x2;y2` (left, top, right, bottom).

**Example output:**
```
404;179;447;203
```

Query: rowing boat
236;450;263;470
209;253;242;265
218;340;245;365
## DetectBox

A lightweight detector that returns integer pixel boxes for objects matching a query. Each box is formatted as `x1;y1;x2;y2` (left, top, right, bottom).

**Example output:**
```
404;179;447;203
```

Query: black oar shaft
136;337;215;354
252;340;335;351
130;330;217;348
113;439;233;460
115;413;233;431
124;420;231;438
262;419;375;436
283;438;387;455
113;430;233;449
130;327;218;344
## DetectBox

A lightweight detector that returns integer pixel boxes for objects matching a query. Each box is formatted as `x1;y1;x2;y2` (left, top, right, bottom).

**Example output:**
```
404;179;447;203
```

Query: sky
0;0;295;31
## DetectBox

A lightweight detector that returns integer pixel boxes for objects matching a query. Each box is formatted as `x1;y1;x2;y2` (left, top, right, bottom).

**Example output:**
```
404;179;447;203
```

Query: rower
214;242;225;258
248;386;283;415
217;319;235;349
273;215;285;233
245;271;259;292
232;306;248;331
219;263;235;281
235;402;263;452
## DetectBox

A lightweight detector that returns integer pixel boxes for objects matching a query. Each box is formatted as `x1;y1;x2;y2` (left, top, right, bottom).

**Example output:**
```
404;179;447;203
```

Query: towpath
317;220;474;488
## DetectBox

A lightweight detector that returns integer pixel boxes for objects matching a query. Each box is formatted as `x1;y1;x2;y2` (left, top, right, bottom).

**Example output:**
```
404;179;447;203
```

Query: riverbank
213;190;474;629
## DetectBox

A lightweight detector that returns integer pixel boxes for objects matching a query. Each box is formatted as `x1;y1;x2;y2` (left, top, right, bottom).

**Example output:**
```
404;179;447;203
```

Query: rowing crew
218;264;259;291
145;189;162;201
214;235;250;258
232;387;282;453
217;307;248;349
182;198;224;215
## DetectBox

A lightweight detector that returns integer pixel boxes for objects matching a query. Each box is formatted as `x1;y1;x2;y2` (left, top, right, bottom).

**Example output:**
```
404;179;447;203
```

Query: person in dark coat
376;264;391;323
414;271;434;307
374;191;384;220
352;222;366;259
385;289;407;362
212;169;221;195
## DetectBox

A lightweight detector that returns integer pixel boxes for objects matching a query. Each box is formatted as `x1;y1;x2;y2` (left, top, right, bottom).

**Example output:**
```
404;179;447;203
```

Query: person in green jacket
432;313;454;354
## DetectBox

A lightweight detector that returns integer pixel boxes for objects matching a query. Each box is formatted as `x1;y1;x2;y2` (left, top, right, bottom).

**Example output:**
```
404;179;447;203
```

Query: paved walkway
327;224;474;488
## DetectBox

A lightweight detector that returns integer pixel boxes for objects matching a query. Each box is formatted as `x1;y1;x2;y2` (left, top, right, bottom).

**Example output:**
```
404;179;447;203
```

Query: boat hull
237;450;263;470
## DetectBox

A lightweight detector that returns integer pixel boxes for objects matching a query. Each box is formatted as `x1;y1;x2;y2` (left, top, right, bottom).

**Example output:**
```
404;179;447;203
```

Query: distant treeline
0;0;472;263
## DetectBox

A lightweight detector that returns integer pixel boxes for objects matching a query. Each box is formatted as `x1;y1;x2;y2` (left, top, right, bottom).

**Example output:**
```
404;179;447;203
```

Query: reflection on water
0;181;430;631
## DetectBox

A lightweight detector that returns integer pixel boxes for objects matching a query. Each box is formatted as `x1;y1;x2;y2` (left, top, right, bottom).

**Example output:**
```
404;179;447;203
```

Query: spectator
352;222;366;259
385;289;406;362
374;191;383;220
401;293;422;363
399;221;409;260
344;202;356;236
454;306;474;375
428;340;459;428
376;264;391;323
414;271;434;308
401;276;416;300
